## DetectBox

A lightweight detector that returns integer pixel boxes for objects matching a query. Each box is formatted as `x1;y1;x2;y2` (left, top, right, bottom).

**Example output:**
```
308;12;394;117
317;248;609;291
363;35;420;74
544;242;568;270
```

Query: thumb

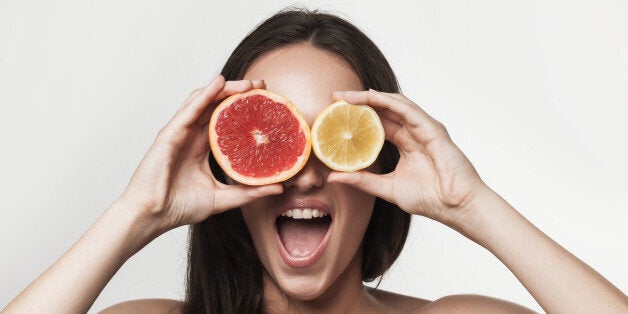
327;171;394;203
213;184;283;214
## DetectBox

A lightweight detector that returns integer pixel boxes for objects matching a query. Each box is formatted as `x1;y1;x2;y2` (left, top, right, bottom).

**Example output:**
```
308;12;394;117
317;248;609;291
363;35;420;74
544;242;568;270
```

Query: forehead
242;44;363;124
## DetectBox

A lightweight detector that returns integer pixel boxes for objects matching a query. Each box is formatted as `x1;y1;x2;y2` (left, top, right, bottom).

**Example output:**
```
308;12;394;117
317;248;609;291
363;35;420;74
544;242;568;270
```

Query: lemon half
311;100;385;172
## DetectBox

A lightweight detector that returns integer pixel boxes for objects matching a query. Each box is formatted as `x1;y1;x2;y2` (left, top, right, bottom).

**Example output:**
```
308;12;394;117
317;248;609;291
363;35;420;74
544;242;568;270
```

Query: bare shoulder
368;288;431;312
368;289;536;314
99;299;182;314
422;294;537;314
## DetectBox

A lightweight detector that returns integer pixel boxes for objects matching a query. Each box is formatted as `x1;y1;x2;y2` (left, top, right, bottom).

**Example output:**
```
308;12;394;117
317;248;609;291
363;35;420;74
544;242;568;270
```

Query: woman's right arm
330;90;628;313
2;75;282;314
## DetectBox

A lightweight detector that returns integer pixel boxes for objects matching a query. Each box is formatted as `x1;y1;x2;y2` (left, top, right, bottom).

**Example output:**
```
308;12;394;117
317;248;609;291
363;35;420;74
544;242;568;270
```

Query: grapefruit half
209;89;311;185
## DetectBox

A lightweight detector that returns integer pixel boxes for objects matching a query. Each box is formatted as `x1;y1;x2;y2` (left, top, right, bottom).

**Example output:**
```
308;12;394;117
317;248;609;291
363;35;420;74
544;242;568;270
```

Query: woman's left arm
329;90;628;314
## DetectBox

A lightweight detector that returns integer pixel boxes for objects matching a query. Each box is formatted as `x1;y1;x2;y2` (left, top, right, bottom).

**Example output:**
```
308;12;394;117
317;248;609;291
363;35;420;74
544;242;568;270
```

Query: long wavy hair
184;8;411;313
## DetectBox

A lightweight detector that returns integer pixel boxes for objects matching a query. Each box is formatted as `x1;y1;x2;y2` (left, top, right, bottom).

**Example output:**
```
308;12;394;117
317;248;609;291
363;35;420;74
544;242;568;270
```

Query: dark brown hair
184;8;411;313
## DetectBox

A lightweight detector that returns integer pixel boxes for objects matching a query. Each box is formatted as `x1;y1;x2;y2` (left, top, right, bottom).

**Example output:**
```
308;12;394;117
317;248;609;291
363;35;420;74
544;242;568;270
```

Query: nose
283;155;326;192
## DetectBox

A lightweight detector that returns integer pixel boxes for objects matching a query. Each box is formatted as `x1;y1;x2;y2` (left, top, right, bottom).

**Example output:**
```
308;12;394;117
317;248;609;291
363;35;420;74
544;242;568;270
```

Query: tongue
278;219;329;257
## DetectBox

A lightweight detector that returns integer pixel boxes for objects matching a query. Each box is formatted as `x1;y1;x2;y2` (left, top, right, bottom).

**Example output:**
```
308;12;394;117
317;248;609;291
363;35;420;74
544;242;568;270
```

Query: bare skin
98;292;535;314
3;45;627;314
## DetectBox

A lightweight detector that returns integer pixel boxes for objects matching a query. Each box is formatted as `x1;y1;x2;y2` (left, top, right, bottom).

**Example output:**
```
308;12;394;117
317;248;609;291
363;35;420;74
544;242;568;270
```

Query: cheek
239;197;284;270
240;207;255;231
341;186;376;217
335;185;376;248
239;195;276;233
240;206;270;256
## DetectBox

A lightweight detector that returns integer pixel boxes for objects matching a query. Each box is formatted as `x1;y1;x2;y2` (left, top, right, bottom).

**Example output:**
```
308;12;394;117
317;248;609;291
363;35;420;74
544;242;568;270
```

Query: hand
329;90;628;314
328;90;488;226
118;75;283;231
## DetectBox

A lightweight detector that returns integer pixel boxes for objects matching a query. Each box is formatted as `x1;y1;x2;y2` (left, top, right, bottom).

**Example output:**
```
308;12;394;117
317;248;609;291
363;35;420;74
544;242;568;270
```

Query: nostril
281;156;326;191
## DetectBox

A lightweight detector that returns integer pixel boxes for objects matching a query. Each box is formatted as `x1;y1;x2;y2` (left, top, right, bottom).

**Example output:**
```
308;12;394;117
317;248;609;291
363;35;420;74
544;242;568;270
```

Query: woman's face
240;44;376;301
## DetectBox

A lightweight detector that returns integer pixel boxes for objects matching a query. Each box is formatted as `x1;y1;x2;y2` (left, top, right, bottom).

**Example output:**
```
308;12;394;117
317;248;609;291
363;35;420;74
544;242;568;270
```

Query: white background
1;1;627;312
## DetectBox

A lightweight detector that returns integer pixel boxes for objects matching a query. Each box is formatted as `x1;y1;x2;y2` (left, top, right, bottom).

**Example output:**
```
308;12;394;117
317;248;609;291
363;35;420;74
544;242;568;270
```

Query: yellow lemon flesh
311;100;385;172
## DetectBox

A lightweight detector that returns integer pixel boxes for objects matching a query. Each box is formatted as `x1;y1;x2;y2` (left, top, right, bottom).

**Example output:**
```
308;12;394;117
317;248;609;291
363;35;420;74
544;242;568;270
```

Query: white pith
280;208;329;219
252;129;269;144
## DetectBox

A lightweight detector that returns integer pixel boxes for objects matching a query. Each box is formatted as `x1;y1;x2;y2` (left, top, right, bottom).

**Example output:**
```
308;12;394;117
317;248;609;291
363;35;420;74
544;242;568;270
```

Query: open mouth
274;207;333;268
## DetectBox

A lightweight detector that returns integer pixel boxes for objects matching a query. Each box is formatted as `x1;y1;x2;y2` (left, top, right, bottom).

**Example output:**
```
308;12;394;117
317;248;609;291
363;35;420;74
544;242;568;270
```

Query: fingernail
261;184;283;194
327;171;340;182
332;91;343;96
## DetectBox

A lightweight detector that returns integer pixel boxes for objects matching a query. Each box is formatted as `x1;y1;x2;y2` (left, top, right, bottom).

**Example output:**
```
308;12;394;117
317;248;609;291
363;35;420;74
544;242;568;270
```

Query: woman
4;9;626;314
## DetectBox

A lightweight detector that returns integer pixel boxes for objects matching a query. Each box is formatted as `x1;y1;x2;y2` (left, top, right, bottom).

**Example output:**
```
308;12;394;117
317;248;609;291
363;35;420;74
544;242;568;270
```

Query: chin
274;273;331;301
241;188;376;303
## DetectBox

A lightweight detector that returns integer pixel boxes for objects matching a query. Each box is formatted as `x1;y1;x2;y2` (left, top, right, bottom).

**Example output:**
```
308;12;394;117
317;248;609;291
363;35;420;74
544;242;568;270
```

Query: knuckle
437;121;449;135
434;122;449;138
156;125;172;139
398;94;411;102
189;88;202;97
243;80;254;90
155;126;182;147
155;128;167;141
367;89;380;102
422;121;449;140
357;173;368;186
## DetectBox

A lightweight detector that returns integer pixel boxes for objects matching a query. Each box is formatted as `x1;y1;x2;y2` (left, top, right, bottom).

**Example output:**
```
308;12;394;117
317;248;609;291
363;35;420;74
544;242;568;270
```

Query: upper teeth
281;208;328;219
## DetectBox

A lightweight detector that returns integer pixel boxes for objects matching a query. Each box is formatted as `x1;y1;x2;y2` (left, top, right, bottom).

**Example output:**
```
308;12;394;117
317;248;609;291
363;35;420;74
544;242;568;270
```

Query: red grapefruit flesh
208;89;311;185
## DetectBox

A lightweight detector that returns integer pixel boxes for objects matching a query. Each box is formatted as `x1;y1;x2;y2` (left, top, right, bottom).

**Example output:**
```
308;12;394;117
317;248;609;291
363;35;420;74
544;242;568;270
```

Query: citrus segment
311;100;385;172
209;89;311;185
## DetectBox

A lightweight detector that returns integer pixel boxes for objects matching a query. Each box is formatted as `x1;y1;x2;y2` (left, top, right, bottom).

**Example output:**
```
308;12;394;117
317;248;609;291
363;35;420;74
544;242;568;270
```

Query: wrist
106;197;167;255
442;185;517;248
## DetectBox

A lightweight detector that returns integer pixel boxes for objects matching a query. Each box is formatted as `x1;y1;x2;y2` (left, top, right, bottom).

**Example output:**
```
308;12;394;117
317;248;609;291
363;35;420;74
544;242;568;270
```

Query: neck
262;252;382;313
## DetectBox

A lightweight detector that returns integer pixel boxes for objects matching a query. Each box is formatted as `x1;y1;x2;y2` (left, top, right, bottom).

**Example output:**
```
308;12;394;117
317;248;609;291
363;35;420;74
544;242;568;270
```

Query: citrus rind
208;89;311;186
311;100;385;172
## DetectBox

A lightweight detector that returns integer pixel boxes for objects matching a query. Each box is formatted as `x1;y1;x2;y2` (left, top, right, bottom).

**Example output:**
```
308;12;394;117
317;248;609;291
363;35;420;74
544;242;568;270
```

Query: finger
334;91;412;151
379;114;402;141
179;88;204;109
252;79;266;89
375;107;403;124
177;79;263;114
169;75;226;129
332;91;410;123
327;170;395;204
214;79;265;101
187;126;211;159
380;91;412;103
334;90;447;144
334;90;422;125
172;87;206;121
379;113;422;153
333;90;404;126
212;183;284;214
331;90;409;102
331;90;345;102
195;80;266;126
